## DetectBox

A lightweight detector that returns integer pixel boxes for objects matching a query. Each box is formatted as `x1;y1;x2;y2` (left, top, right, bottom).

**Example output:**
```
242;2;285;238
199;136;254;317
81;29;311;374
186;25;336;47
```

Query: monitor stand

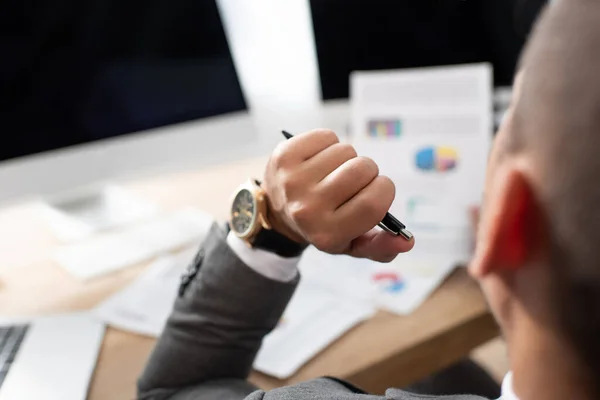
40;185;157;242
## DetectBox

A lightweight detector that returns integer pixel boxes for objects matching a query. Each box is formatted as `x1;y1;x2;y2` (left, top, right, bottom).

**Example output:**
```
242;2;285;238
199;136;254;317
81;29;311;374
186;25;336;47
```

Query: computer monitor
2;0;245;163
0;0;255;205
310;0;527;100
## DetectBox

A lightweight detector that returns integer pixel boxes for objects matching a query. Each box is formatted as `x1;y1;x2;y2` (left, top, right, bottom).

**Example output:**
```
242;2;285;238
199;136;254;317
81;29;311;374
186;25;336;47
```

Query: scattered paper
94;250;196;336
39;186;158;243
254;283;375;379
371;255;457;315
298;249;375;302
54;208;213;280
299;246;456;315
94;249;375;379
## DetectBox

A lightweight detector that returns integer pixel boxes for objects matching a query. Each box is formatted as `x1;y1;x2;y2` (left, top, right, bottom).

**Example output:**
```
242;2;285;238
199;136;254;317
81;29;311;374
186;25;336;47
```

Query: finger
318;156;379;209
275;129;339;165
331;175;395;245
348;229;415;262
301;143;357;182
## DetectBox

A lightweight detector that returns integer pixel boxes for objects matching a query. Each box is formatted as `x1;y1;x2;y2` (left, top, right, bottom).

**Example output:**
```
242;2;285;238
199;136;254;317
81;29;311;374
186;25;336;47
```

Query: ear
470;167;542;279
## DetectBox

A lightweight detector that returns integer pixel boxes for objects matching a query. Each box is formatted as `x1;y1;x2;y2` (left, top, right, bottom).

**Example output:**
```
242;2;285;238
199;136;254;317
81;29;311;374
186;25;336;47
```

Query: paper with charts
298;246;456;316
350;63;492;264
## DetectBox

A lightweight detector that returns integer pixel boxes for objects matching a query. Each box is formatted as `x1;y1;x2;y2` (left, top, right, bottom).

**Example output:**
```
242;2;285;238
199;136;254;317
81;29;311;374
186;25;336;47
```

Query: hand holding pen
261;129;414;263
282;130;412;240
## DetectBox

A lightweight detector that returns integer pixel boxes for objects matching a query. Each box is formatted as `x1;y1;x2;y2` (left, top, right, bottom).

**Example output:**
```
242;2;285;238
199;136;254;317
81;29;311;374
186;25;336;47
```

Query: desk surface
0;157;498;398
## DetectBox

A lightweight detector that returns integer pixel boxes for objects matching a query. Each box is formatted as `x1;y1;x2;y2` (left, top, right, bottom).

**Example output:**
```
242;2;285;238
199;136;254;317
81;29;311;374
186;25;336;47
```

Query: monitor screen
310;0;526;100
1;0;246;162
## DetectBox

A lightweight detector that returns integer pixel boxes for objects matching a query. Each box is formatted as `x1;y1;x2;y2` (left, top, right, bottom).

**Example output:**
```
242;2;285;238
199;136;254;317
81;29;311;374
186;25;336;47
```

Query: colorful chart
372;272;406;293
367;119;402;138
415;146;458;172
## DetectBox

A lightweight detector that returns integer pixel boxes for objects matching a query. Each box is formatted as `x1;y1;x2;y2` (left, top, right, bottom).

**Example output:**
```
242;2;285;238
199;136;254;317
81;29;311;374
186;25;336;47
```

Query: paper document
95;249;196;336
39;186;158;242
299;246;456;315
351;64;492;124
371;254;457;314
350;64;491;263
55;208;213;280
254;283;375;379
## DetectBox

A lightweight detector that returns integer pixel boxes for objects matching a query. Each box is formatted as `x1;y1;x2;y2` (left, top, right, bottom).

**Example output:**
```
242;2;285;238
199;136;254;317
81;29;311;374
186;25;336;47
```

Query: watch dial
231;189;256;235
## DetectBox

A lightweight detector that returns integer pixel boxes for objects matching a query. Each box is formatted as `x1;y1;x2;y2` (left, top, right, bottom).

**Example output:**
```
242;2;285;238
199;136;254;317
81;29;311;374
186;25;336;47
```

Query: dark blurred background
311;0;525;100
1;0;246;161
1;0;546;162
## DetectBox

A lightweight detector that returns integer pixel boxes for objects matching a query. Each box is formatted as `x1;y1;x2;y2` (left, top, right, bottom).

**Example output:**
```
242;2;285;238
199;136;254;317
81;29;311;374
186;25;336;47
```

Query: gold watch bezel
228;179;271;243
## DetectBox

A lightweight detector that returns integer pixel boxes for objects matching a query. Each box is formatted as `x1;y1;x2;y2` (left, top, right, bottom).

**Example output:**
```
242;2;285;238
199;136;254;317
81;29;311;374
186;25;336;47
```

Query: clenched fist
263;129;414;263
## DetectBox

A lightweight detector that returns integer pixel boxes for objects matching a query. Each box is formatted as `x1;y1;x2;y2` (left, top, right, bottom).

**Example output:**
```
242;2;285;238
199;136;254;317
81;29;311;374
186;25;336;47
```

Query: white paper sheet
371;255;457;315
349;64;491;265
94;250;196;336
351;64;492;127
351;66;491;201
54;208;213;280
39;186;159;242
298;246;457;315
254;283;375;379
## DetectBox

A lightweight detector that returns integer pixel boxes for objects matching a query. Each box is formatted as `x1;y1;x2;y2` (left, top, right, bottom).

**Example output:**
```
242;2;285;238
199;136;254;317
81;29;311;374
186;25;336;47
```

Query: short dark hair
513;0;600;394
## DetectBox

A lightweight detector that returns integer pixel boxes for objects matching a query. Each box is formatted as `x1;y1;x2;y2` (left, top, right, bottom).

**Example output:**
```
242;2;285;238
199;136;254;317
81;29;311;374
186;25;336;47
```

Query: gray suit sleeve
138;223;299;399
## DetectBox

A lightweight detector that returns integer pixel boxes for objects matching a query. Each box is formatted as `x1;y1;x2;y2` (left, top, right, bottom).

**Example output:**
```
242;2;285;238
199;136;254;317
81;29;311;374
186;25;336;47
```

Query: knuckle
287;201;312;225
338;143;358;159
270;142;289;168
355;156;379;178
280;172;298;194
377;175;396;201
310;128;339;144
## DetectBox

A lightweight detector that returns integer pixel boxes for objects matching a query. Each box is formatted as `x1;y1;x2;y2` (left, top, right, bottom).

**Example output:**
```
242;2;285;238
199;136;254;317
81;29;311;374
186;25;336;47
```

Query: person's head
470;0;600;397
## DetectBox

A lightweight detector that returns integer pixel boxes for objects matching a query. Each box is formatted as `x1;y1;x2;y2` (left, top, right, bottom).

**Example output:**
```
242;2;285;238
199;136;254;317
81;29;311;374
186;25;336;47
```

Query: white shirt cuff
226;232;300;282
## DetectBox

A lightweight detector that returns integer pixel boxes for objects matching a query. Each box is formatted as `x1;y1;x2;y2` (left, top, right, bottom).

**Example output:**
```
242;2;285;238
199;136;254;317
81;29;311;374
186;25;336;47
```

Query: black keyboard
0;325;29;389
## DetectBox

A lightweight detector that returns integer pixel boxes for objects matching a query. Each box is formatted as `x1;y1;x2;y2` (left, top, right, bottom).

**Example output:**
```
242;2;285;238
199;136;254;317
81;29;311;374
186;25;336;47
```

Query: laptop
0;313;104;400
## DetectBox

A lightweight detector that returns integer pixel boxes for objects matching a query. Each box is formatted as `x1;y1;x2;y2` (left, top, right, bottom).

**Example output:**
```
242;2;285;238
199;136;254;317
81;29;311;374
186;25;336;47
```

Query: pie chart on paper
415;146;459;172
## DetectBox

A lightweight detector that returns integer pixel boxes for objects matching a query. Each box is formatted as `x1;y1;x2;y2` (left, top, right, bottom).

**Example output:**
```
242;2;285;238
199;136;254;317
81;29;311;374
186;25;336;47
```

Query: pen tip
399;228;413;241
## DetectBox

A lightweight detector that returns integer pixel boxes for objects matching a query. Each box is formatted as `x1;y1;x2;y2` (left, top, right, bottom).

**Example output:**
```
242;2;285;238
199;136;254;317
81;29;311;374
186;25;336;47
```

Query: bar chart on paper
367;119;402;138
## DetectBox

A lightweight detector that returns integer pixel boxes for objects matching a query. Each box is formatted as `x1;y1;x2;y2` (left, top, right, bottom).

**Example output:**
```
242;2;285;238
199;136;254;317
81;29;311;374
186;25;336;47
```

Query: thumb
347;229;415;263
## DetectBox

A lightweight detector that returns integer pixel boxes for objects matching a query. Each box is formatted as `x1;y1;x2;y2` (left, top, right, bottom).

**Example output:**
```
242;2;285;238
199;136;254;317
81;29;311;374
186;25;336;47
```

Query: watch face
231;188;256;236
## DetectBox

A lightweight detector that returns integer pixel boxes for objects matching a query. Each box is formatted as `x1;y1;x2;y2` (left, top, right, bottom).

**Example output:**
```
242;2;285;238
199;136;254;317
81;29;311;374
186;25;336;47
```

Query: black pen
281;130;413;240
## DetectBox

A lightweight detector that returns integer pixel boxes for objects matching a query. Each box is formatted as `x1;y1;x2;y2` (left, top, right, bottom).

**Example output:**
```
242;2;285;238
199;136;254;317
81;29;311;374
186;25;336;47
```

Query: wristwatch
228;179;307;257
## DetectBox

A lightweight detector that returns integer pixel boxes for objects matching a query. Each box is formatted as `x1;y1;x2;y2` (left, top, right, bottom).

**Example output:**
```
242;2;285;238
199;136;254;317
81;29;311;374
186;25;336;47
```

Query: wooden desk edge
346;312;499;393
250;313;498;393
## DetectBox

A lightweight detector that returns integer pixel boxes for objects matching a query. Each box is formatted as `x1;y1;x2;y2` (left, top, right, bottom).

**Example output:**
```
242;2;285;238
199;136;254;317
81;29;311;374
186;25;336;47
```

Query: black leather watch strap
251;227;308;258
